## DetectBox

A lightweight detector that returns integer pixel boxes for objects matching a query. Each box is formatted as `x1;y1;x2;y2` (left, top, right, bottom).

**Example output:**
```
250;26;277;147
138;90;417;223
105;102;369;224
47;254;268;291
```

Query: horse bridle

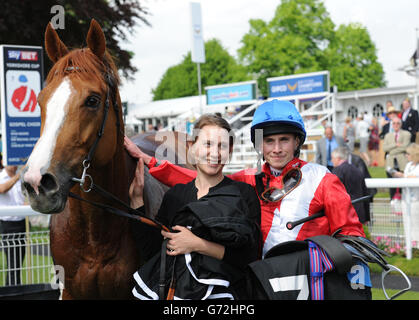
65;66;170;232
71;70;120;192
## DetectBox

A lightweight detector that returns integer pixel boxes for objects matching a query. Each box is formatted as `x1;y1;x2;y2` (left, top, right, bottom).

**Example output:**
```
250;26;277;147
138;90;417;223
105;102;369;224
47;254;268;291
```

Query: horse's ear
86;19;106;59
45;22;69;63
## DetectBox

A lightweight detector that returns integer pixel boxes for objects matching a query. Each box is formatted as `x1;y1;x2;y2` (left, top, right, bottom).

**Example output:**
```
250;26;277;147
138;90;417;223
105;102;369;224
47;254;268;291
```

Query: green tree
0;0;149;79
238;0;335;95
325;23;386;91
152;39;250;100
238;0;385;95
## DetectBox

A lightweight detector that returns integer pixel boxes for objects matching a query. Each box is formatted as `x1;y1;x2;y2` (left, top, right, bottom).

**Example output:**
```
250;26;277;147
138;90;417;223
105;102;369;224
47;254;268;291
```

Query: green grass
368;166;390;198
368;166;388;179
369;254;419;276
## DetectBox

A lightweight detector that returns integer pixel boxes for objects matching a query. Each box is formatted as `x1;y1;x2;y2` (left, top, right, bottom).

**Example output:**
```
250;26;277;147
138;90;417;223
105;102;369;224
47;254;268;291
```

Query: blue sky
119;0;419;104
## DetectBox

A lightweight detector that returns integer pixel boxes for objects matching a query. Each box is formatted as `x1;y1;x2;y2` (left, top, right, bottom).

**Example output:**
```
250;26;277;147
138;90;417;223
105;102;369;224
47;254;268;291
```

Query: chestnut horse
21;20;191;299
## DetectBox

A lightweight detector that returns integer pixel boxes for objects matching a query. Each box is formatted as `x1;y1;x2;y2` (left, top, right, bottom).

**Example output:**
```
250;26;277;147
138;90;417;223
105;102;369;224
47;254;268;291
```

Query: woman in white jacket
393;143;419;248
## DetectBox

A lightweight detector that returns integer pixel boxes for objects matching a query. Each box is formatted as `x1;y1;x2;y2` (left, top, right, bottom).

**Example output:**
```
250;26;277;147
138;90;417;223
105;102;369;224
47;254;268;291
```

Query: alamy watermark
151;129;264;175
349;264;366;290
50;5;65;30
50;264;65;290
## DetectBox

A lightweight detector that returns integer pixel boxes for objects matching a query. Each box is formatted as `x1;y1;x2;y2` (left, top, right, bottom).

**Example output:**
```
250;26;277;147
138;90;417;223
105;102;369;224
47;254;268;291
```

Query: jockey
125;99;365;257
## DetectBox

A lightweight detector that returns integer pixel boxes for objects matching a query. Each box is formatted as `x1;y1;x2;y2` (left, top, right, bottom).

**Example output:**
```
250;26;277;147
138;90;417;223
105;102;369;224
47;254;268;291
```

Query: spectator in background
146;123;155;132
331;147;370;224
401;98;419;143
363;111;373;125
0;165;26;286
381;100;395;125
368;117;380;167
383;117;411;199
320;118;332;134
316;126;346;171
379;106;399;139
356;115;371;166
347;149;377;218
391;143;419;248
380;106;401;198
157;123;164;132
343;117;356;152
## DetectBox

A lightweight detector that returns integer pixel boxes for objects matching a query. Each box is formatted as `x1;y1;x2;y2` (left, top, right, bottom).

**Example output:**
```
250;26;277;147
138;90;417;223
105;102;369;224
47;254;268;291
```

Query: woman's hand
124;135;152;165
161;225;225;260
162;226;198;256
129;159;145;208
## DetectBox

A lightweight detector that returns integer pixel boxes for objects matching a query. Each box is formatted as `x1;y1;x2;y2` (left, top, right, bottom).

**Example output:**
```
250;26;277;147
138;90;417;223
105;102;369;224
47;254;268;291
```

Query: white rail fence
365;178;419;260
0;207;54;289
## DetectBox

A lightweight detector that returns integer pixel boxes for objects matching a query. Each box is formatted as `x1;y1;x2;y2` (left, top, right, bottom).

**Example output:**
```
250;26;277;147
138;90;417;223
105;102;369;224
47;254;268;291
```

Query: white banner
190;2;205;63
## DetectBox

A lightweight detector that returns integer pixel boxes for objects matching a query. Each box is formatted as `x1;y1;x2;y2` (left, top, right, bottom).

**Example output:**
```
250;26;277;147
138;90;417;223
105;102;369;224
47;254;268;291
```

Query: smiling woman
129;113;261;300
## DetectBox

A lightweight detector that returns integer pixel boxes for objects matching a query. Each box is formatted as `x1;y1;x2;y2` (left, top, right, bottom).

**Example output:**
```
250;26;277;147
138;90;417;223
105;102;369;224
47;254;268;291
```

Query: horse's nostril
40;173;60;195
23;182;35;196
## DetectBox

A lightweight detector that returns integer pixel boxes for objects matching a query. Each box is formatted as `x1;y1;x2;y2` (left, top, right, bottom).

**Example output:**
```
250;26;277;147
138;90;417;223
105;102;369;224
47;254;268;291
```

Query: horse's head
22;19;122;214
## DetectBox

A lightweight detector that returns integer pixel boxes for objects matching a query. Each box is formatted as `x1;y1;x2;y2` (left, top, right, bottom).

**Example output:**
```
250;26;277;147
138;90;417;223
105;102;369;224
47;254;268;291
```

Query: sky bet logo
8;50;38;61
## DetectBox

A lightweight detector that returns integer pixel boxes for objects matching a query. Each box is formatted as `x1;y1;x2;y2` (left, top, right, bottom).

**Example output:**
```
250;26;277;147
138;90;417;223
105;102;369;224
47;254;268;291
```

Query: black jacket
402;108;419;143
132;177;261;300
332;161;370;223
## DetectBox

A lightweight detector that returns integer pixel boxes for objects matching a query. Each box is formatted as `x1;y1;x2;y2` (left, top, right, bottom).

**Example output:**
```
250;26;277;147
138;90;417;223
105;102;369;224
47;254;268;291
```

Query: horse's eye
84;95;101;108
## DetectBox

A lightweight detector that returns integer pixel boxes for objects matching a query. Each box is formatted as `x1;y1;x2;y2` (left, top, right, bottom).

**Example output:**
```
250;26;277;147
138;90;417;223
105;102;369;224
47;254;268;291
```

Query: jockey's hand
129;158;145;209
124;136;152;165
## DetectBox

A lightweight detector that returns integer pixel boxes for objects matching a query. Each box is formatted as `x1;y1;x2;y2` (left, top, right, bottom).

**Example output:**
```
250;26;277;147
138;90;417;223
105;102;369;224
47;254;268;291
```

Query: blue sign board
206;82;256;105
268;72;328;98
0;45;43;165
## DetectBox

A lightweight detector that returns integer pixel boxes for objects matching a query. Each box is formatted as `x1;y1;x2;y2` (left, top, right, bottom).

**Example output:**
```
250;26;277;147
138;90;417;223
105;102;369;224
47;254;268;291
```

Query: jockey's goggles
260;167;302;202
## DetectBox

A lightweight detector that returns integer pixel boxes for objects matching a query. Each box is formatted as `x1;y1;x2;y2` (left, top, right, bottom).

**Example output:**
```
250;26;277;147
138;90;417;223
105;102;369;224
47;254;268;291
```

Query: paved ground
371;273;419;291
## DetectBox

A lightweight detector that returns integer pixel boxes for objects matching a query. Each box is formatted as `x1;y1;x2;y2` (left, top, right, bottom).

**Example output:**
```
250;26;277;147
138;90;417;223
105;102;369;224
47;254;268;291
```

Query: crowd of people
314;98;419;250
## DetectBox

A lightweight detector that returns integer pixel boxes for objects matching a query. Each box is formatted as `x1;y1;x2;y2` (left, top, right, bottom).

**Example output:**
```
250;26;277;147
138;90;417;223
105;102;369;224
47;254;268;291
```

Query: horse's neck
69;145;130;241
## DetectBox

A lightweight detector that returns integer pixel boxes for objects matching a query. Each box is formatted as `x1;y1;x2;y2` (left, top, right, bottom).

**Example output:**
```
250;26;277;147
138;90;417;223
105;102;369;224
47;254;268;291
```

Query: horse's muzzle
22;169;69;214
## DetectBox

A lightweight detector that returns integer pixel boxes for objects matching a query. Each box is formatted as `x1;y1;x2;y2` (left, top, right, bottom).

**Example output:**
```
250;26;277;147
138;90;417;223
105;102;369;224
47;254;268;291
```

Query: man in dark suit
401;98;419;143
316;126;346;171
348;151;376;215
332;147;370;224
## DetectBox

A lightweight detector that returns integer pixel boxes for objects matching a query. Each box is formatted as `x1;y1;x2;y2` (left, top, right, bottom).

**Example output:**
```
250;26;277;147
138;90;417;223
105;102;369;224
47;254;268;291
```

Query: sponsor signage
268;71;329;98
206;81;257;105
0;45;44;165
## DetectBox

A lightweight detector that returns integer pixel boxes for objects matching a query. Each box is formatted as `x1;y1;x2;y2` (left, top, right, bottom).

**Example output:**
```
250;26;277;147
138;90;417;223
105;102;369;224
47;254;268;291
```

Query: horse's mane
46;48;120;90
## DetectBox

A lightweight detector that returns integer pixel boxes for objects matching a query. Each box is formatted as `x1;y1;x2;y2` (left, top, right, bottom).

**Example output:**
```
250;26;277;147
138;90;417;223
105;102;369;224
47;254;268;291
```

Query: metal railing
366;178;419;260
0;207;54;289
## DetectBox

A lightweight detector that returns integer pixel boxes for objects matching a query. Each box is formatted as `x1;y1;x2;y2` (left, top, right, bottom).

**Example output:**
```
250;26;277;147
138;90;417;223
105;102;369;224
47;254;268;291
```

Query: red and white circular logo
6;71;41;117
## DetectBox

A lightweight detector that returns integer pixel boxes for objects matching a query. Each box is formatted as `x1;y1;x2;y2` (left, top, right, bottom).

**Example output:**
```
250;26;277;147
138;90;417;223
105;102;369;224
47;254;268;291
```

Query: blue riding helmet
251;99;306;146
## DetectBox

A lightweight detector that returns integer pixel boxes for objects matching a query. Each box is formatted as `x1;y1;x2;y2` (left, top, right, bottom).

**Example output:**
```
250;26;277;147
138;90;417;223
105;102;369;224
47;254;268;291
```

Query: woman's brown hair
191;113;235;149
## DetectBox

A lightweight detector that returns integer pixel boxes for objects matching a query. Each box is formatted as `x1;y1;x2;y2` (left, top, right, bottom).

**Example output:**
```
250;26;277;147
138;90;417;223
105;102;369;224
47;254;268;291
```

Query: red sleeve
310;173;365;237
227;168;257;186
147;157;196;187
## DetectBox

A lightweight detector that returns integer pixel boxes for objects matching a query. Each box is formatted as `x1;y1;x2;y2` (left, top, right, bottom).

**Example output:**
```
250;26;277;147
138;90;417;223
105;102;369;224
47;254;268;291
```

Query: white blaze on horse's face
24;77;73;194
